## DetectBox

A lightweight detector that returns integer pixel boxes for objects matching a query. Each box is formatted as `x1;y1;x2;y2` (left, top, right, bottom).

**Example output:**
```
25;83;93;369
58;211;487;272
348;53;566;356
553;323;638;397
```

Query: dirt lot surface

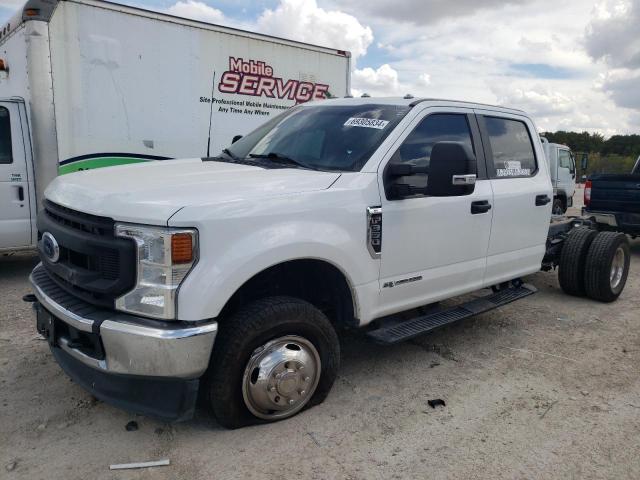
2;193;639;479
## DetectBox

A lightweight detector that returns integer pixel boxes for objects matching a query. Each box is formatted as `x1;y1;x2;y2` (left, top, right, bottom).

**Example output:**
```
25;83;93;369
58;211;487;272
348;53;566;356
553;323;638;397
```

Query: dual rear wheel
559;228;630;302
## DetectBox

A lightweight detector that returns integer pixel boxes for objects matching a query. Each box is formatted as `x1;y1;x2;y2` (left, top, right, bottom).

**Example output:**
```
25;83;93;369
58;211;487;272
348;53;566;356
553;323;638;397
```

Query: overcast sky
1;0;638;135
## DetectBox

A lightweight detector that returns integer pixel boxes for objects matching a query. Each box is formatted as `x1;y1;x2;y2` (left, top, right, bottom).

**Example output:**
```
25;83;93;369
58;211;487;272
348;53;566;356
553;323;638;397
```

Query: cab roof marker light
0;59;7;72
24;8;41;17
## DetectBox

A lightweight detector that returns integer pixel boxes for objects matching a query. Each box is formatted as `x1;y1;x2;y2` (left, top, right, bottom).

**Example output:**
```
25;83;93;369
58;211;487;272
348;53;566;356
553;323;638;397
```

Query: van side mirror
232;135;243;144
581;153;588;170
424;142;476;197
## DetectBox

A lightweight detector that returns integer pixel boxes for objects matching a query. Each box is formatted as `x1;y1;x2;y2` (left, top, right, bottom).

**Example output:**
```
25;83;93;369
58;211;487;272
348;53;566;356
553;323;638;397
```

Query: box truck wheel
558;227;597;296
584;232;630;302
552;197;566;215
205;296;340;429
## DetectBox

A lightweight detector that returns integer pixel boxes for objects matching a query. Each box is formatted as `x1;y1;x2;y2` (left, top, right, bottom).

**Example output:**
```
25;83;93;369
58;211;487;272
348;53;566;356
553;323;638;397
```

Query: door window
394;113;474;170
387;114;475;195
0;107;12;164
558;149;575;174
484;117;537;178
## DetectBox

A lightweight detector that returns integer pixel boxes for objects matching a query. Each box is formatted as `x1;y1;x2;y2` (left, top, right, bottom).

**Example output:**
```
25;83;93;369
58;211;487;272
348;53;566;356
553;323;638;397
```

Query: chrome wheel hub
242;335;320;420
610;247;625;290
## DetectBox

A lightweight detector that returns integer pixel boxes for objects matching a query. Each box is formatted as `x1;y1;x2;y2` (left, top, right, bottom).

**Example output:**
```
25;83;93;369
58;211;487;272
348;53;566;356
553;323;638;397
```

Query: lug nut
299;390;306;396
268;386;276;392
304;376;310;382
288;399;295;405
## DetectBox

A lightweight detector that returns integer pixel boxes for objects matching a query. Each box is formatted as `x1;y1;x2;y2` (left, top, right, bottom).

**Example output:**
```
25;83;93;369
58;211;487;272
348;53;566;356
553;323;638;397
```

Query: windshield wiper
222;148;239;161
249;152;318;170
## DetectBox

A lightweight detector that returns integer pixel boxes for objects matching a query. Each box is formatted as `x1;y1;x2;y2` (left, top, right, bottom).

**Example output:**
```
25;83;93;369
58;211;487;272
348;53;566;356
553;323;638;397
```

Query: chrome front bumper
30;264;217;379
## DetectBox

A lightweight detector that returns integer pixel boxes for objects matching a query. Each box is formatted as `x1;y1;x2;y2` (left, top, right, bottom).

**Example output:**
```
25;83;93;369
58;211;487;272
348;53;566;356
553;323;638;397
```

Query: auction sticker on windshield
344;118;390;129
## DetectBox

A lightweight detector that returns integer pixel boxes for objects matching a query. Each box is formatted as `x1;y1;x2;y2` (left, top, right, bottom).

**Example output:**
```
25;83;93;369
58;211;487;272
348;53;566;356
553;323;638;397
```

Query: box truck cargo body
0;0;351;251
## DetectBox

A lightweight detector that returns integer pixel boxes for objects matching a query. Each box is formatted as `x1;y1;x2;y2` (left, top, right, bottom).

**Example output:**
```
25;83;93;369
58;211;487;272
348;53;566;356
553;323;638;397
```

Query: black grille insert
37;201;136;308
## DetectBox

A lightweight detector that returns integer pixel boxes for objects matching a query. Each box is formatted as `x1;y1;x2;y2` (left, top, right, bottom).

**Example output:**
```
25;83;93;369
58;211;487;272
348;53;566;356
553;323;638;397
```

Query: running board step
366;284;537;345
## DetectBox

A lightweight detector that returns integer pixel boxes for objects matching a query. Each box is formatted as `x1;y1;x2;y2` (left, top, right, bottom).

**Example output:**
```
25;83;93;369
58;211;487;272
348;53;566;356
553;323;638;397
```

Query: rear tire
558;227;597;296
584;232;630;302
205;296;340;429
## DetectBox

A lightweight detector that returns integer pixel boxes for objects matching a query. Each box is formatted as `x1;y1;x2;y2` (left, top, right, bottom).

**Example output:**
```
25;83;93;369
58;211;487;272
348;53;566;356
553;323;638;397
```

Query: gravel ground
2;191;639;479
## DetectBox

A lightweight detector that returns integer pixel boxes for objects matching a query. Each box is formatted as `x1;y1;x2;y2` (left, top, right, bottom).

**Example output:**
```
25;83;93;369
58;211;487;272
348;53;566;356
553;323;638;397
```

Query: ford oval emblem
42;232;60;263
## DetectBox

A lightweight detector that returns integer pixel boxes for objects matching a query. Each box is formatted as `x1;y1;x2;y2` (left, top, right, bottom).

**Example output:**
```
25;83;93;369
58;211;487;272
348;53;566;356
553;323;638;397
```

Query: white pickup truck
28;97;631;428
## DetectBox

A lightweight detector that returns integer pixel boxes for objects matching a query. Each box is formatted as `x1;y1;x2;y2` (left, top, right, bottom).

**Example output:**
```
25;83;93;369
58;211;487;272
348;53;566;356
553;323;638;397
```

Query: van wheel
584;232;630;302
558;228;597;296
205;296;340;429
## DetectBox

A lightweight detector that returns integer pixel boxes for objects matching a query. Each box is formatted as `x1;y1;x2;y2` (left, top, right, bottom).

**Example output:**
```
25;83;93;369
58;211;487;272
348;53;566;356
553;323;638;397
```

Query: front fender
171;188;380;321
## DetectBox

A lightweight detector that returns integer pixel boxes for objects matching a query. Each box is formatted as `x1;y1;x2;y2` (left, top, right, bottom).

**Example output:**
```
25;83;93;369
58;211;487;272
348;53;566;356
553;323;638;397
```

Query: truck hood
45;158;341;224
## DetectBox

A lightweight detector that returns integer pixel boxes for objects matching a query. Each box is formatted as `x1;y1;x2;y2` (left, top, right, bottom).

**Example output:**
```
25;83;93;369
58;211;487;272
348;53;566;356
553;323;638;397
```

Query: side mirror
232;135;243;144
581;153;588;170
424;142;476;197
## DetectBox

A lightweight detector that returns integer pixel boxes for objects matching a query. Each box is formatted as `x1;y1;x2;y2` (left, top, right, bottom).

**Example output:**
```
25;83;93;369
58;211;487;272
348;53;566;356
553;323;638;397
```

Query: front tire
552;197;566;216
584;232;630;302
205;296;340;429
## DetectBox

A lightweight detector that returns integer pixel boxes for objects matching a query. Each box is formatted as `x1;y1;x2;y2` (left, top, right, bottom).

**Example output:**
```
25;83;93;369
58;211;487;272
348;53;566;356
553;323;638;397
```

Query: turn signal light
171;233;193;264
584;179;592;207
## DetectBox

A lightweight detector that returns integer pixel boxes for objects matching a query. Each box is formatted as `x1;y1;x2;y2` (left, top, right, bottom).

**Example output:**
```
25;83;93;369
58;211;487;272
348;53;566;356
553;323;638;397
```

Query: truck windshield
223;104;410;172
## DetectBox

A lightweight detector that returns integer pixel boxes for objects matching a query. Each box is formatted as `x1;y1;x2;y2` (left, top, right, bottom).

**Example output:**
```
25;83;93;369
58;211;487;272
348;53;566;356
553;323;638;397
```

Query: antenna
206;71;216;158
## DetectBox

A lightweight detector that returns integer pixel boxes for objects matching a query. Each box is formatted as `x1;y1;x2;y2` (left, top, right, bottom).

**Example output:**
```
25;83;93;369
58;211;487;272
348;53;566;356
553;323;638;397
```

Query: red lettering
229;57;243;72
218;71;241;93
265;66;273;77
312;84;329;100
238;74;259;95
275;78;298;99
295;82;314;103
256;77;276;98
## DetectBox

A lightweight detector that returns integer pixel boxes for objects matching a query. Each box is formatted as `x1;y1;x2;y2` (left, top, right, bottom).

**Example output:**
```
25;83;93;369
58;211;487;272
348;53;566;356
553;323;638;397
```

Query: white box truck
0;0;351;252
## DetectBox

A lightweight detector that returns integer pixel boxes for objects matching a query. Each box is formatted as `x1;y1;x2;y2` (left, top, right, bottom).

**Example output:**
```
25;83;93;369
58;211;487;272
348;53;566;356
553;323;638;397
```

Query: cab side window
394;113;475;171
558;149;575;174
0;107;12;164
387;114;475;194
483;117;536;178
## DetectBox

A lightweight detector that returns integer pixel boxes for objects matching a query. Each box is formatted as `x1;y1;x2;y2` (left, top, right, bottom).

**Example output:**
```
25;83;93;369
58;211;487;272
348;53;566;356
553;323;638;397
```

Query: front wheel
205;297;340;429
552;198;566;215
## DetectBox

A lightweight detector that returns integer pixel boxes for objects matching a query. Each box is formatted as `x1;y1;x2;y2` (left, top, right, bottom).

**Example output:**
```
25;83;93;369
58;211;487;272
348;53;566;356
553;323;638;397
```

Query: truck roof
1;0;352;58
304;96;528;115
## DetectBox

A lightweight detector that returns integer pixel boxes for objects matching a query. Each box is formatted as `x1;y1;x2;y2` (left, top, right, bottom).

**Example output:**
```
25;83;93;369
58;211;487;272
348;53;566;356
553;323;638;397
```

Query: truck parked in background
584;155;640;236
541;137;576;215
0;0;351;252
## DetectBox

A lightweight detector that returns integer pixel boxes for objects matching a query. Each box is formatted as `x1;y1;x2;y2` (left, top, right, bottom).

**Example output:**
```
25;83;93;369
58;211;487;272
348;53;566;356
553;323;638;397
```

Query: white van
0;0;351;252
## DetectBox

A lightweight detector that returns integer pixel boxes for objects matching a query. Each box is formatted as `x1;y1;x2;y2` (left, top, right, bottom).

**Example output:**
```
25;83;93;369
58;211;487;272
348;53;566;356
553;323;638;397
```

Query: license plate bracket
36;308;56;347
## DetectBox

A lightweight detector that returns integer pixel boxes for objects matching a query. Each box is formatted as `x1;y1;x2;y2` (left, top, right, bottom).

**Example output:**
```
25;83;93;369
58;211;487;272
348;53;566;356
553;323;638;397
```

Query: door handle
471;200;492;214
536;194;551;206
17;186;24;202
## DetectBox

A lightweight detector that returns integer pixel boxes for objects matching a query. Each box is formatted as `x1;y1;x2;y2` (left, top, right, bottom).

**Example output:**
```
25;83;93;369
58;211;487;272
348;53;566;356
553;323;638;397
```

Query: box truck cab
0;0;351;252
0;99;35;250
541;137;576;214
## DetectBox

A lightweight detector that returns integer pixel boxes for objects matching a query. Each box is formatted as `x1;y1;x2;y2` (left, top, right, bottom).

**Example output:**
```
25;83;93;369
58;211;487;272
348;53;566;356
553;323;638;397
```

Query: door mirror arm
387;163;428;177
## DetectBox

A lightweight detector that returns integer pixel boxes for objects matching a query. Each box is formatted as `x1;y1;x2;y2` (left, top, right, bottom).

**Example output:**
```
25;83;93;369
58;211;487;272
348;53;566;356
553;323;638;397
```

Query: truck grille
37;201;136;308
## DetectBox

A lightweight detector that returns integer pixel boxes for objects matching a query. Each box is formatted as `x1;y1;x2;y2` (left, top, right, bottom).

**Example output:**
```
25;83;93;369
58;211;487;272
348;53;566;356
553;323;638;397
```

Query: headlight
115;224;198;319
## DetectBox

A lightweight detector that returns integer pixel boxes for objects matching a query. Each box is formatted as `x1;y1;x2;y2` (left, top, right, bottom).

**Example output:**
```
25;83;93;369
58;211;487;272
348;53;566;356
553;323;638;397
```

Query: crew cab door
475;112;552;285
0;101;33;250
377;108;493;316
